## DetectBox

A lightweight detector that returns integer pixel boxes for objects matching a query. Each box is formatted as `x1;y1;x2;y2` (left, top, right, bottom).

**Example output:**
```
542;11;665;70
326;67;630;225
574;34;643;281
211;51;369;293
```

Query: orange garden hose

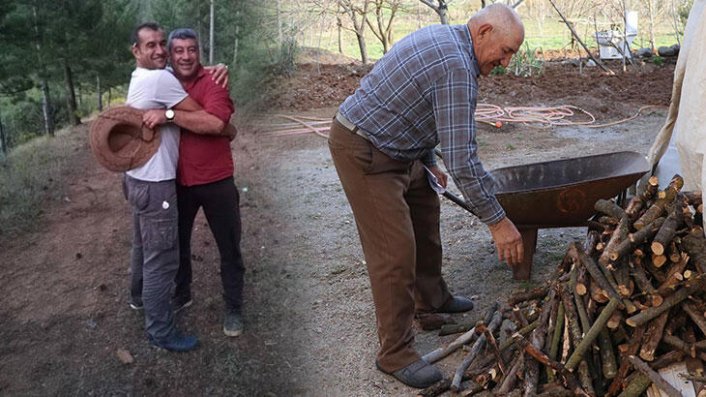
258;104;666;138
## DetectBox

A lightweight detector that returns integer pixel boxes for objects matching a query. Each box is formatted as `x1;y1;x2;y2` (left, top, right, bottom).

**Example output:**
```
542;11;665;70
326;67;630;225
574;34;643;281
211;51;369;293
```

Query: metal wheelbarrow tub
488;151;649;280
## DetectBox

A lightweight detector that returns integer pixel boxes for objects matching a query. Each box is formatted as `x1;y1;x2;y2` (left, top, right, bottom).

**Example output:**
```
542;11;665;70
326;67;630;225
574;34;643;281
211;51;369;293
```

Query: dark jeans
124;175;179;341
175;177;245;313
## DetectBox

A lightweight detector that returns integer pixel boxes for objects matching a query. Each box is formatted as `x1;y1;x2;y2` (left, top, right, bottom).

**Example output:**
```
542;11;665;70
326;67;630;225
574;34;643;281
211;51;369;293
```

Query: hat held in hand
89;106;159;172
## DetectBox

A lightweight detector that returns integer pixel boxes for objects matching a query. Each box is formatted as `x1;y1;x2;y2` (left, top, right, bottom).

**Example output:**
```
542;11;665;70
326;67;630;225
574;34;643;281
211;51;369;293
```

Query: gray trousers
124;175;179;341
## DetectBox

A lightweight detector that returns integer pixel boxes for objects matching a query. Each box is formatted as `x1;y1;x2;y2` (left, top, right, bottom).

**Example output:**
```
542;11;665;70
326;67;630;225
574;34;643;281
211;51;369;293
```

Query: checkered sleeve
432;69;506;225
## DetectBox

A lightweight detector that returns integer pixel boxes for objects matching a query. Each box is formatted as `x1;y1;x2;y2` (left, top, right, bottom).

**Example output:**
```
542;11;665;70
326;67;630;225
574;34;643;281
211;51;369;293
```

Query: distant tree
338;0;371;64
418;0;449;24
366;0;403;53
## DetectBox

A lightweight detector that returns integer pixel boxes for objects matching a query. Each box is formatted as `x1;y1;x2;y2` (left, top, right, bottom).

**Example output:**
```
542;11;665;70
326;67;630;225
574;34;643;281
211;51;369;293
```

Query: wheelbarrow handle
442;190;475;215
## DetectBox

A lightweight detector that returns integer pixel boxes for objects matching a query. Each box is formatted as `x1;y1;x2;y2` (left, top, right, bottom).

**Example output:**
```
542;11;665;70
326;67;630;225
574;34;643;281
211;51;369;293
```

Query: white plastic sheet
647;0;706;235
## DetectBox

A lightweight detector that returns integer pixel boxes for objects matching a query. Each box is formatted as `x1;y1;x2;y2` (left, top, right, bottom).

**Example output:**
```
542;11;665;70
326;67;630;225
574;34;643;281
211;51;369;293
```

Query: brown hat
89;106;159;172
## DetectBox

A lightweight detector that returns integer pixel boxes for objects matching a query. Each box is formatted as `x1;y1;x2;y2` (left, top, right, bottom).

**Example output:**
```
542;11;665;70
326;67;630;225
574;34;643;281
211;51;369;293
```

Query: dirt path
0;60;673;396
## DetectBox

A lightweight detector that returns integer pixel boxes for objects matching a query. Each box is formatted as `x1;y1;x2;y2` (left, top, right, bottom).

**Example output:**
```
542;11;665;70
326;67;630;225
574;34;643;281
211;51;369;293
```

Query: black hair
130;22;163;46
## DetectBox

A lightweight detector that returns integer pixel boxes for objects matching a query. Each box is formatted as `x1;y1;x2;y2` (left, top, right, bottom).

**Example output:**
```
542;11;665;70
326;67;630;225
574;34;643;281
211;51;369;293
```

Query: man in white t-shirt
123;22;230;352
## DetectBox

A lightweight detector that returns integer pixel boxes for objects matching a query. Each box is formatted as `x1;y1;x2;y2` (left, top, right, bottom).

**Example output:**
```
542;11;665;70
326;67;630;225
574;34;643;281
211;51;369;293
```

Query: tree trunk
647;0;656;53
356;29;368;64
33;5;54;136
0;111;7;156
209;0;214;65
438;1;449;24
63;61;80;126
352;5;369;64
337;14;343;53
232;7;240;67
96;75;102;112
40;76;54;136
418;0;449;25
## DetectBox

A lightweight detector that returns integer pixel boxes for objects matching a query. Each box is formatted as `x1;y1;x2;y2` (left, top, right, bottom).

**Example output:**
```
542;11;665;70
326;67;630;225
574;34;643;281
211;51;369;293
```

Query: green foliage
490;66;507;76
508;43;543;77
652;55;665;66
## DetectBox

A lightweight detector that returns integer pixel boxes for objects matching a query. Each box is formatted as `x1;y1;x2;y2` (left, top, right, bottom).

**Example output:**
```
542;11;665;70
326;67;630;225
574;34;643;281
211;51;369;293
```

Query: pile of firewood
419;175;705;397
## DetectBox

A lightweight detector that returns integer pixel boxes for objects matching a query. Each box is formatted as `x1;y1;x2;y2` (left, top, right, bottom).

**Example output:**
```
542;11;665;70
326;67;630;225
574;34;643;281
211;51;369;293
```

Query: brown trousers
328;119;451;372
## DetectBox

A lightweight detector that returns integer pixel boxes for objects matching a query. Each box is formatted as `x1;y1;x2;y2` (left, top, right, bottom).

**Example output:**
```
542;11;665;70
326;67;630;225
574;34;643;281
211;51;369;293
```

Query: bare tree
645;0;656;53
418;0;449;24
366;0;402;53
338;0;371;64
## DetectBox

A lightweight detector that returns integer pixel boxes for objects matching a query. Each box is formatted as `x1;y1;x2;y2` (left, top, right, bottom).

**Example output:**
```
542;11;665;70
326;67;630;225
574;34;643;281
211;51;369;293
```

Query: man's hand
143;109;167;130
428;165;448;189
224;123;238;141
205;63;229;89
487;217;524;266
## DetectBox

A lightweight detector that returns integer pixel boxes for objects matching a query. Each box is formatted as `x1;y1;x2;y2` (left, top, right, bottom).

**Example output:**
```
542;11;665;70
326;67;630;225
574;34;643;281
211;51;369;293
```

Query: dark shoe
436;295;474;313
173;295;193;313
223;311;243;337
128;298;143;311
148;332;199;352
377;359;443;389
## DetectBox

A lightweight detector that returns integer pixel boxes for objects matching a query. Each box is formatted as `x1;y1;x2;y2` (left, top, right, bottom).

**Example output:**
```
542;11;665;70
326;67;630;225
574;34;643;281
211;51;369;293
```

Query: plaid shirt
339;24;505;224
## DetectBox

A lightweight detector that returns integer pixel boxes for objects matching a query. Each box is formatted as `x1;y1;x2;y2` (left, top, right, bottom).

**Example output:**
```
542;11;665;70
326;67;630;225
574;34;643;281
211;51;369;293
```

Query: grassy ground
0;125;83;237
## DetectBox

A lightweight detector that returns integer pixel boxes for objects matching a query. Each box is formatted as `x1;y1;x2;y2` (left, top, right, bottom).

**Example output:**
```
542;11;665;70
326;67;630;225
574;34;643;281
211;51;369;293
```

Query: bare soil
0;56;675;396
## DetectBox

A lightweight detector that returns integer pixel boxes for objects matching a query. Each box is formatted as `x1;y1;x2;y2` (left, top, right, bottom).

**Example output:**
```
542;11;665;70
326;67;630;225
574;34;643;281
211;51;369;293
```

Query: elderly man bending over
329;4;525;389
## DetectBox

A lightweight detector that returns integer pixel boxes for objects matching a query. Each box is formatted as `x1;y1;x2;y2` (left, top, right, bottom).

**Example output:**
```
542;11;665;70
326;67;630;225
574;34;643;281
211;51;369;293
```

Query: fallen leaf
116;349;134;364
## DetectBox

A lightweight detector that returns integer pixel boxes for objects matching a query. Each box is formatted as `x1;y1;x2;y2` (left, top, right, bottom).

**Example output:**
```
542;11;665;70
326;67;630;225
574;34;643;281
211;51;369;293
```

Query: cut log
423;326;479;364
451;311;502;391
606;311;623;330
496;352;524;394
627;355;681;397
508;287;549;306
598;328;618;379
656;252;690;296
548;302;565;382
651;210;682;256
634;175;684;230
599;215;629;270
595;199;626;220
638;311;669;362
607;326;645;396
611;217;665;262
568;243;623;306
626;176;659;219
512;333;591;397
627;278;705;327
652;254;668;268
682;229;706;274
565;298;621;371
683;301;706;337
524;290;557;396
616;373;651;397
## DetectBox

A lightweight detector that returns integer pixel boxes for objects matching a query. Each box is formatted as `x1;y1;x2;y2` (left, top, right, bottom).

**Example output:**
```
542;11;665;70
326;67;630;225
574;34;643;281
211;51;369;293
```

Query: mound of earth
264;58;674;121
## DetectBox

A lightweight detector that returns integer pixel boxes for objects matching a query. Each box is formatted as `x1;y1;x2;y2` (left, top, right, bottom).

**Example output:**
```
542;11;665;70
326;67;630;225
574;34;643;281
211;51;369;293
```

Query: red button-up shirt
177;65;235;187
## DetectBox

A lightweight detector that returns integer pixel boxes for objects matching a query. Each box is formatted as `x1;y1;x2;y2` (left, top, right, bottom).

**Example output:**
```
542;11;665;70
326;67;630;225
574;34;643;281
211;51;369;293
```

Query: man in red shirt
167;28;244;337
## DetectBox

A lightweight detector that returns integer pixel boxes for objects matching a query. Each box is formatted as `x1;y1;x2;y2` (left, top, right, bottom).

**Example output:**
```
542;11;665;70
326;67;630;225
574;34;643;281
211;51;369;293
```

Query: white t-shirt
125;67;188;182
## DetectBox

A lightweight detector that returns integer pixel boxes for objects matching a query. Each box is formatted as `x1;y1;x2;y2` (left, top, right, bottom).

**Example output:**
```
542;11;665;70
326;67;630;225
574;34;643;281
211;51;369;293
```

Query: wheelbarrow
441;151;650;280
